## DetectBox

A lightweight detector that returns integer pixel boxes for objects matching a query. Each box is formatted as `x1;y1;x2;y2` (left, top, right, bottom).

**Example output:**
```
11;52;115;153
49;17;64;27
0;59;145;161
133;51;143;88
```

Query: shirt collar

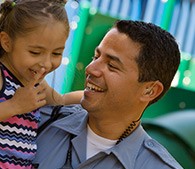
104;125;149;169
49;105;149;168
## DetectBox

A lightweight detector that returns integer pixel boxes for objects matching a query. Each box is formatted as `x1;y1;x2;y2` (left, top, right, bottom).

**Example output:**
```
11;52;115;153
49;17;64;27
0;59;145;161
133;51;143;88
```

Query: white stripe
6;78;21;89
4;89;15;96
0;124;36;137
0;138;37;150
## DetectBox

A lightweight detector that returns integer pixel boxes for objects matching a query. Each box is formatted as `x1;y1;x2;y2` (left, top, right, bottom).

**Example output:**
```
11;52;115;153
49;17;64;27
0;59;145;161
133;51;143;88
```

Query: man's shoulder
38;104;88;133
39;104;87;119
143;139;183;169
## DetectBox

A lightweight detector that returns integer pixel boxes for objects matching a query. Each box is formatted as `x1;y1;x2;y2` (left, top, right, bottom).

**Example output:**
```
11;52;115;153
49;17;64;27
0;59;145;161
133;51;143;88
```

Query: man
33;20;182;169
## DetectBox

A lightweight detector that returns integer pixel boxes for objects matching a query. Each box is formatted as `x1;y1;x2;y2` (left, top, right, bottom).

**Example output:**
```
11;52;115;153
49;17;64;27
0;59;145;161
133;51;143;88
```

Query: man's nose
85;60;103;78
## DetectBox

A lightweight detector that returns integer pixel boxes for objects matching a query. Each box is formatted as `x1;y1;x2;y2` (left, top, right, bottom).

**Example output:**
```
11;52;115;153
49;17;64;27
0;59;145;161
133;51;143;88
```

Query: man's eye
108;63;119;70
92;55;98;60
108;63;115;68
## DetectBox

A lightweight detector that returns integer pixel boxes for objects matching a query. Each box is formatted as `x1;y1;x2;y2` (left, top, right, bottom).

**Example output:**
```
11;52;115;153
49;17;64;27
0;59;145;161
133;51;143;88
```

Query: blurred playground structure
45;0;195;168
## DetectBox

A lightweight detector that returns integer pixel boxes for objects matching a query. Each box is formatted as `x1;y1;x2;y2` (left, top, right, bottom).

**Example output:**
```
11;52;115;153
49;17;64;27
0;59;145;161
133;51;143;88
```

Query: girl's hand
10;68;47;115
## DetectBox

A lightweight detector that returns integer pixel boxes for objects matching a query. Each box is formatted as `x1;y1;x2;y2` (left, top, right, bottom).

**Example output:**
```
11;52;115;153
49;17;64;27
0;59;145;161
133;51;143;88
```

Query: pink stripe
3;70;13;79
4;116;38;129
0;162;31;169
0;97;6;102
0;147;35;155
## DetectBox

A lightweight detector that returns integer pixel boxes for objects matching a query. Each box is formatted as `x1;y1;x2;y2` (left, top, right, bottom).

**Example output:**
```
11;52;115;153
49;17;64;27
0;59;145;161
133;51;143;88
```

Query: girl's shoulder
0;63;4;91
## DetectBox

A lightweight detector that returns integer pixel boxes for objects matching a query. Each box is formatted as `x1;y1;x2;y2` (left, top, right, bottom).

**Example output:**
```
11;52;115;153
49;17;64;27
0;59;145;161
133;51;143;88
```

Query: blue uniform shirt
33;105;183;169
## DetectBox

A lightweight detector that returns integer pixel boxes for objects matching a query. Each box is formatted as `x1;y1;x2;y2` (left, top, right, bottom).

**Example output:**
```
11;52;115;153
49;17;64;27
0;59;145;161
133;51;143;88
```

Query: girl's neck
0;56;27;86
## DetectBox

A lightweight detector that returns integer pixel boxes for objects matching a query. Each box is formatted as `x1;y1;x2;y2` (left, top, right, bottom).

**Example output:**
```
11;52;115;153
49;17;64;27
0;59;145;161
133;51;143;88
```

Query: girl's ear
0;32;12;52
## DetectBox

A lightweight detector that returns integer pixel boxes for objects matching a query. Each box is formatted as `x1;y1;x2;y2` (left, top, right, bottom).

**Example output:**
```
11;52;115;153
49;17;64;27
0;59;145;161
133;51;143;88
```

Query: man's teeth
87;83;104;92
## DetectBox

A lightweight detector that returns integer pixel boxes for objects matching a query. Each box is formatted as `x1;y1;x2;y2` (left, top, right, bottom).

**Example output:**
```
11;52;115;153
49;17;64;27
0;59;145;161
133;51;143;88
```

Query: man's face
81;28;145;119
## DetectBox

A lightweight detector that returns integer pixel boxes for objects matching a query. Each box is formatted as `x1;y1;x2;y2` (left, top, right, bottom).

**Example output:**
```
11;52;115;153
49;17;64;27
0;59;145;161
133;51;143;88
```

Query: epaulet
144;139;183;169
38;104;86;135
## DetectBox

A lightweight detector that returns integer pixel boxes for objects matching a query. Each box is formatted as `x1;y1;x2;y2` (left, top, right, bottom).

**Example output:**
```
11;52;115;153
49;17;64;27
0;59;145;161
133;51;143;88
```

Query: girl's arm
43;80;83;105
0;82;47;121
0;100;17;121
0;70;47;121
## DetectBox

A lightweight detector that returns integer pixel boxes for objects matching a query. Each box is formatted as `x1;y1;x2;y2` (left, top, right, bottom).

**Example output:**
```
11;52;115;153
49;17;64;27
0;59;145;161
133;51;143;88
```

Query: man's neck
88;117;140;141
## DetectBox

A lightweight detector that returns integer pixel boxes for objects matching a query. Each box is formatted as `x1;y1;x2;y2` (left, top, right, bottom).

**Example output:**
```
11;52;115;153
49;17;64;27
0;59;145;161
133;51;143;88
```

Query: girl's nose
41;55;52;71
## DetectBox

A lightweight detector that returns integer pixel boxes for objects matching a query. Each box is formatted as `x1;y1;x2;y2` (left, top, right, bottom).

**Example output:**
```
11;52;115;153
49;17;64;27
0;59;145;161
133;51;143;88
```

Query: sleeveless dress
0;63;40;169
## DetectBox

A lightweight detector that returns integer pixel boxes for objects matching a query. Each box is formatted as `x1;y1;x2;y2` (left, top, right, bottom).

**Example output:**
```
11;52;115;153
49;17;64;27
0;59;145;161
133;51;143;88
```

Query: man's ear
140;81;164;102
0;31;12;52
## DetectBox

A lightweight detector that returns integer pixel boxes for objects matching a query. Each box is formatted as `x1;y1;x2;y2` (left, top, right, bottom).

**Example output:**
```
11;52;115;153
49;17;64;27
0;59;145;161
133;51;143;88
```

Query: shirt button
147;141;154;147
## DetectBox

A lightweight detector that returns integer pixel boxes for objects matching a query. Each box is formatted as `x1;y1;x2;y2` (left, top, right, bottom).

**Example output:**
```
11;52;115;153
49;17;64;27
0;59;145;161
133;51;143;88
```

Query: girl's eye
53;52;62;56
29;51;40;55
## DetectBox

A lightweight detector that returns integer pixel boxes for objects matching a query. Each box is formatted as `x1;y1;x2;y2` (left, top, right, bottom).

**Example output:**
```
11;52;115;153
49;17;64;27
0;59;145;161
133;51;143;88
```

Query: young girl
0;0;82;168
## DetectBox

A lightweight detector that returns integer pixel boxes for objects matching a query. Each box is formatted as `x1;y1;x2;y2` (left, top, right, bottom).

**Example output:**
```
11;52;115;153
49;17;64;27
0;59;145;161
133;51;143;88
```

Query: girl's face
2;20;68;85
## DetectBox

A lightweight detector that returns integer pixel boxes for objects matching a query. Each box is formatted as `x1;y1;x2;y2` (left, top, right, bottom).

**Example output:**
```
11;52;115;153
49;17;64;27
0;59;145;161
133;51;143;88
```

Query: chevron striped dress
0;63;41;169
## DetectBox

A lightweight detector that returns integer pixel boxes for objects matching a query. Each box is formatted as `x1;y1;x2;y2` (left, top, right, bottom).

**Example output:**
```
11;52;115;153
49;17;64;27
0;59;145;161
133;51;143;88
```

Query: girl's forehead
14;22;67;47
19;20;67;37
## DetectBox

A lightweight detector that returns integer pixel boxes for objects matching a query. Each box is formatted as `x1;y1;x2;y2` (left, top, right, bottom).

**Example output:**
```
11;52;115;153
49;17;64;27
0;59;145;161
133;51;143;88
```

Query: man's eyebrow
95;47;100;54
106;54;123;65
95;47;123;66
